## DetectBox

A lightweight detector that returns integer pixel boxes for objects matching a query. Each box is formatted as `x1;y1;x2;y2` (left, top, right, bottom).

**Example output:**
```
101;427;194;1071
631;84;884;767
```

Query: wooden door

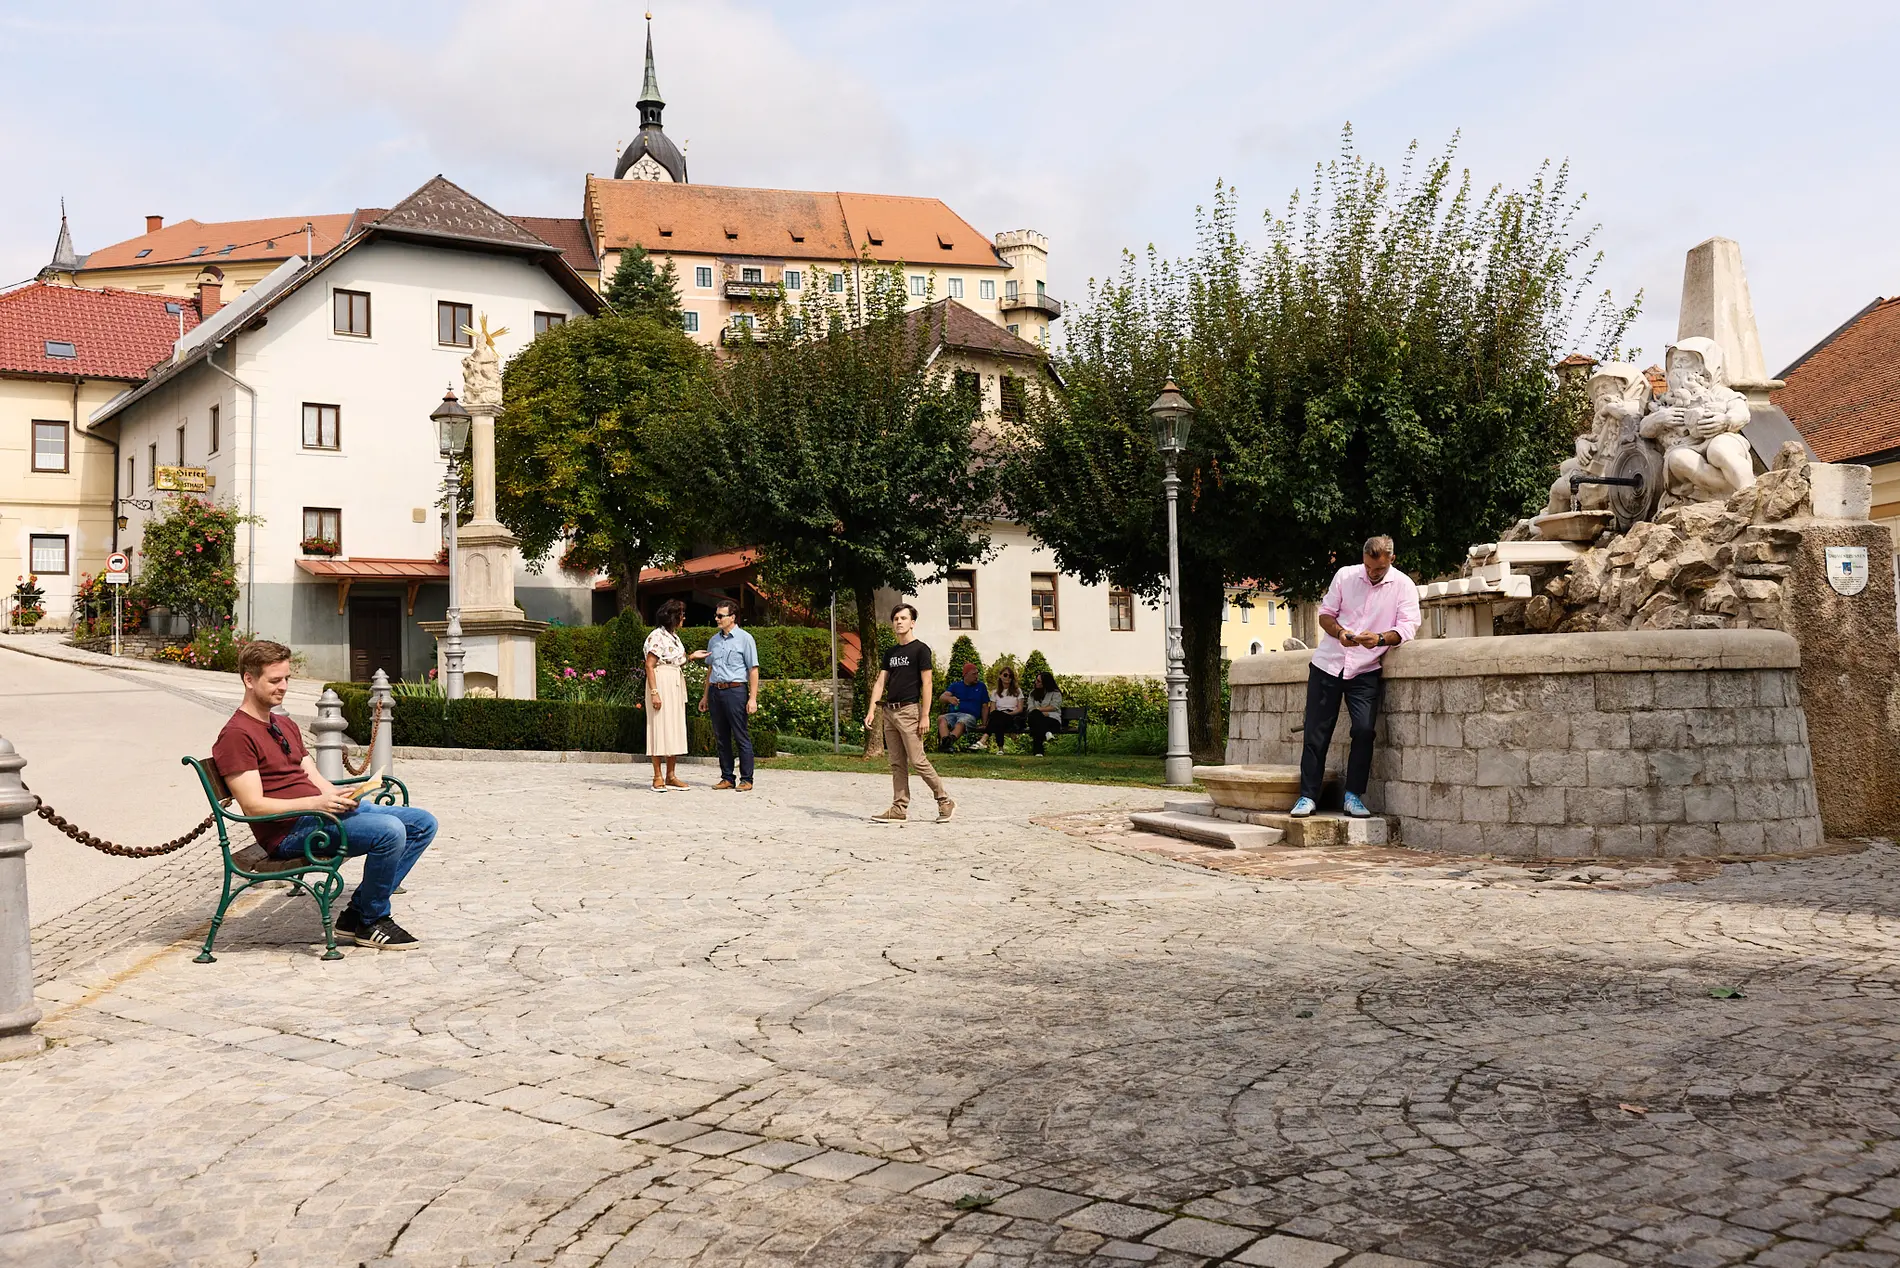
348;596;402;683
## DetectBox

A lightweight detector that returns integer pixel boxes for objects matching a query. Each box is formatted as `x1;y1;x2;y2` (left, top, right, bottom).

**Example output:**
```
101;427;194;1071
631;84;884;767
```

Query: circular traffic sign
106;552;130;574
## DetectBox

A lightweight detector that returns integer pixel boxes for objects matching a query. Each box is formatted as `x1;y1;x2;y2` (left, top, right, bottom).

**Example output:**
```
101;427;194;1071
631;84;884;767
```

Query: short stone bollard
311;689;348;782
368;670;395;778
0;736;45;1060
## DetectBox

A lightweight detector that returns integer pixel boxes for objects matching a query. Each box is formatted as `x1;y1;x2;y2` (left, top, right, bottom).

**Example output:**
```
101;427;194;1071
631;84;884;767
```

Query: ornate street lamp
1150;380;1196;787
431;388;472;701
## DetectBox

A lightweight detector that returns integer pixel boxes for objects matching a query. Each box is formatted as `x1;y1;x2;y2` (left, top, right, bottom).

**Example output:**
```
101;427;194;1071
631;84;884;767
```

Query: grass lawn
759;746;1194;790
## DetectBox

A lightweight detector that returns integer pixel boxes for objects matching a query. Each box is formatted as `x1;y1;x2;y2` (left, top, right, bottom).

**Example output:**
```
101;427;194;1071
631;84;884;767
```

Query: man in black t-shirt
861;603;954;822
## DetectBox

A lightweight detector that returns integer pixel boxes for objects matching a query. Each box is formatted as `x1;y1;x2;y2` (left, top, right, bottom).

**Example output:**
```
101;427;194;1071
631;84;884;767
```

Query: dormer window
44;341;76;359
218;244;235;255
789;230;805;243
723;225;739;240
865;227;884;246
937;235;954;250
188;246;206;256
134;249;152;259
658;223;673;237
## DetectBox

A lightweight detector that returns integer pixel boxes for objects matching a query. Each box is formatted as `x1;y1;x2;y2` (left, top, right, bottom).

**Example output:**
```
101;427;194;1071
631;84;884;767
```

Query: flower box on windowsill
300;537;341;557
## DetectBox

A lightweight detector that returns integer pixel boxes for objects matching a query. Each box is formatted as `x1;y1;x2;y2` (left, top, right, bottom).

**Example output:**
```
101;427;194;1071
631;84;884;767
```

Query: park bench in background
1056;705;1091;754
181;757;408;963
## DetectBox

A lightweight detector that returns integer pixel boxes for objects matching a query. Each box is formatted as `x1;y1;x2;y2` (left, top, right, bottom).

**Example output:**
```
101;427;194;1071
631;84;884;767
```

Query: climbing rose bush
135;496;248;631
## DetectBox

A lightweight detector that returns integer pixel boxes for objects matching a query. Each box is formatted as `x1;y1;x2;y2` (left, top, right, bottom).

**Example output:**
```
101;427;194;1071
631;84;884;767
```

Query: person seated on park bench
936;661;990;753
211;640;437;950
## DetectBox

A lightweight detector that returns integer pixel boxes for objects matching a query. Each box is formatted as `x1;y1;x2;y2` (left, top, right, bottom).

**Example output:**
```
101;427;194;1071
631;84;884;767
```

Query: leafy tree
604;244;683;326
1002;131;1636;757
709;267;992;718
135;495;246;631
496;313;715;613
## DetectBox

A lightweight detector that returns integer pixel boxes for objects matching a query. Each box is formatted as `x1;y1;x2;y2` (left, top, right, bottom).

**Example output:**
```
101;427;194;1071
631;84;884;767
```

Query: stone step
1158;798;1398;848
1128;811;1285;850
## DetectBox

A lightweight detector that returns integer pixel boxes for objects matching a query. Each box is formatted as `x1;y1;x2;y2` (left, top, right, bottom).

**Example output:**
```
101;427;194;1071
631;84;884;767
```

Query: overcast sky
3;1;1895;370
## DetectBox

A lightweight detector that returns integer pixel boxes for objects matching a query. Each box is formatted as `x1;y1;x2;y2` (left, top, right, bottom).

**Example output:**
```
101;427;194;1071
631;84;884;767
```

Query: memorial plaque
1825;545;1869;596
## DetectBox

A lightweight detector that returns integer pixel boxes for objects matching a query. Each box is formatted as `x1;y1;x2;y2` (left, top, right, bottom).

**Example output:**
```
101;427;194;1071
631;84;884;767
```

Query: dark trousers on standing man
709;684;754;783
1299;664;1384;803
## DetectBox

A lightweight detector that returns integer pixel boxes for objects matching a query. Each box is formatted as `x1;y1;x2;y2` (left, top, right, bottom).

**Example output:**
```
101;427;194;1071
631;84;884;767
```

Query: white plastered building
87;177;603;682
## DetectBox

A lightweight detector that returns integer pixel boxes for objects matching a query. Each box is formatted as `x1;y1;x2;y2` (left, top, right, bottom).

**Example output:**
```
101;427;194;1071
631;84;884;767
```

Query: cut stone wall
1225;630;1823;859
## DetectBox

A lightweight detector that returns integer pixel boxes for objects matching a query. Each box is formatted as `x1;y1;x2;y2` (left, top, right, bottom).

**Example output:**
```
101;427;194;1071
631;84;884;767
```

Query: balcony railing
723;280;784;300
719;324;767;346
1000;290;1062;319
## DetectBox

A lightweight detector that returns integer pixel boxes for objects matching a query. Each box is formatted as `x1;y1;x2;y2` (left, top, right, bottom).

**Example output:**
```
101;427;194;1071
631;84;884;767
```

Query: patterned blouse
643;627;687;666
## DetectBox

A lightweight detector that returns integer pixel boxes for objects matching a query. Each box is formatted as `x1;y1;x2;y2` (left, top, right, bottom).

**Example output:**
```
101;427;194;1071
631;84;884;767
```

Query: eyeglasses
266;718;293;758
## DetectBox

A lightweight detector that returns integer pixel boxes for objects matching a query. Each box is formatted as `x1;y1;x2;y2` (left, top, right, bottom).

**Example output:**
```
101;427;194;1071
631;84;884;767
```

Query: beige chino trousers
881;703;948;811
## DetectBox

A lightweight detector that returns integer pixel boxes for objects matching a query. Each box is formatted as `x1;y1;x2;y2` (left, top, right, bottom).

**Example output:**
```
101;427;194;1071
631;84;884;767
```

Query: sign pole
113;584;121;658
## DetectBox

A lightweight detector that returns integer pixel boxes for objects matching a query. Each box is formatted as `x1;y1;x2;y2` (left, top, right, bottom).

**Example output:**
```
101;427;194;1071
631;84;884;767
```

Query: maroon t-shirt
211;709;318;850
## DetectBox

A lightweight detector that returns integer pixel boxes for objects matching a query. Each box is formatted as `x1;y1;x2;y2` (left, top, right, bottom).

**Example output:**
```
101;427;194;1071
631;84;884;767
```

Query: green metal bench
181;757;409;963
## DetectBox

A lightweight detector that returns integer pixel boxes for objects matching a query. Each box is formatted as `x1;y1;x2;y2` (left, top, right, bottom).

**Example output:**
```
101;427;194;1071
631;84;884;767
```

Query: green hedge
324;683;777;757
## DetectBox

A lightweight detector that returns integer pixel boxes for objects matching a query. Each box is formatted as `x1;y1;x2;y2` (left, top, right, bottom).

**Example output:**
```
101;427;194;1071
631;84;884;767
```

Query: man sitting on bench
212;640;437;950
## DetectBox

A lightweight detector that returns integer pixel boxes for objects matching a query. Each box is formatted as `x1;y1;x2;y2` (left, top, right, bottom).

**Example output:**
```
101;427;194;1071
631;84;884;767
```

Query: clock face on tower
627;154;673;182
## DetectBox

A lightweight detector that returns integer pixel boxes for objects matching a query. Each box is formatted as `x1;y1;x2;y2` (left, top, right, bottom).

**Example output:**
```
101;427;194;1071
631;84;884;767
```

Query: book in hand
340;766;389;801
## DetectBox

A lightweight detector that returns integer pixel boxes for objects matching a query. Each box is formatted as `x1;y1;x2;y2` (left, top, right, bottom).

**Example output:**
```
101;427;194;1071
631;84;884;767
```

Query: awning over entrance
296;557;448;615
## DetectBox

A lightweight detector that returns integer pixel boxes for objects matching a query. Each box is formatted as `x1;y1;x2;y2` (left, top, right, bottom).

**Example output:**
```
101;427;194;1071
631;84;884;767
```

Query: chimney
195;267;224;318
145;214;164;234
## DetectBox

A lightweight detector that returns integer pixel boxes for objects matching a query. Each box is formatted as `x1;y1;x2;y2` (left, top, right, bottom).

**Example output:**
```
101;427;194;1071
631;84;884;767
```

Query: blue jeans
274;804;437;923
709;686;754;782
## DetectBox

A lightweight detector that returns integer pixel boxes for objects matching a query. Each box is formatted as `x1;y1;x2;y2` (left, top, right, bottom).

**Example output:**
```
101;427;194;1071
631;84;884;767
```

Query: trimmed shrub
947;635;982;680
1023;649;1052;686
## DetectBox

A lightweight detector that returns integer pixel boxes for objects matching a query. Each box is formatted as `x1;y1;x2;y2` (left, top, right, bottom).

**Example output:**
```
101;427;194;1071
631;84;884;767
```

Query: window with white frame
947;277;963;299
1110;587;1135;632
31;421;68;472
1005;279;1019;300
302;403;340;450
909;275;926;297
783;269;802;291
682;311;700;332
147;442;156;484
29;534;68;575
1031;573;1058;631
979;279;995;300
302;507;341;550
209;404;219;454
438;300;473;347
333;289;371;336
176;424;186;466
741;266;763;283
829;272;845;293
695;265;713;288
533;311;565;336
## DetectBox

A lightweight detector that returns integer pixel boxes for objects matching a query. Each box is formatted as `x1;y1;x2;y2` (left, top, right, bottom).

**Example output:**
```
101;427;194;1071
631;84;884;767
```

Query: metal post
311;688;348;782
0;737;45;1060
829;592;841;754
112;584;122;659
1162;457;1193;787
368;671;395;778
443;463;466;701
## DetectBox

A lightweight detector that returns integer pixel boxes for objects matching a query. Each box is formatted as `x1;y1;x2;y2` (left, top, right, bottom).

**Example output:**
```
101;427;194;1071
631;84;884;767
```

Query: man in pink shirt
1293;535;1421;819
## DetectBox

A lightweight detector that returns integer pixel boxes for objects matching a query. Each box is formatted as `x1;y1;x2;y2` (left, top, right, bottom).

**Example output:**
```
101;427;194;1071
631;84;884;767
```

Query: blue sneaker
1343;792;1371;818
1289;797;1316;818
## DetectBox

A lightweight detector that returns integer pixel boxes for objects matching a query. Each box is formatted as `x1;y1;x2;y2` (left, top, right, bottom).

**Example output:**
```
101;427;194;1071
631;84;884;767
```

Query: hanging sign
1826;545;1869;596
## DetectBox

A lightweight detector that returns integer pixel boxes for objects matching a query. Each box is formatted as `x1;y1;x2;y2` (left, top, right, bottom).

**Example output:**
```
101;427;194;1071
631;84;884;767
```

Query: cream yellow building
0;281;201;627
1220;585;1297;659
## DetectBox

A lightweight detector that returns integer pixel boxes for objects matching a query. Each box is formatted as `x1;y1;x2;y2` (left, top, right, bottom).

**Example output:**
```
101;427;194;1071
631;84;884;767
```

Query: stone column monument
419;316;548;698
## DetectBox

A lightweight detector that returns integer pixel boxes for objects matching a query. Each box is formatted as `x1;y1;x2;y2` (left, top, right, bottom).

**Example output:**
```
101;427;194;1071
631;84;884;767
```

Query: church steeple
39;199;82;282
615;13;688;183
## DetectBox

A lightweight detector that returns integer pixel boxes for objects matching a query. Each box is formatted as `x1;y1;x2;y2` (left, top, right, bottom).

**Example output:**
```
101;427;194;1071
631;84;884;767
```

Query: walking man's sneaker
871;806;907;822
736;780;753;792
336;908;420;951
1343;792;1371;818
937;797;956;822
1289;796;1317;818
713;780;735;790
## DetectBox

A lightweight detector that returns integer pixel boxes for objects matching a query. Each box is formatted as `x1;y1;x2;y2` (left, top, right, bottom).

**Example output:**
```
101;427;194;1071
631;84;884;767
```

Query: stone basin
1530;509;1614;541
1192;764;1321;812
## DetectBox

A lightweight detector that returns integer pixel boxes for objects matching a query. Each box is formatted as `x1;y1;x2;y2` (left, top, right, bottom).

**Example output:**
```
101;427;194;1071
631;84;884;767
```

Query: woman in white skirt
644;599;705;790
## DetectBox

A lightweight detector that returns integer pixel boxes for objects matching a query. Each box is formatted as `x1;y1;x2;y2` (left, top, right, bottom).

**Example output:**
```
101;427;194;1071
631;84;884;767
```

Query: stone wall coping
1229;629;1800;685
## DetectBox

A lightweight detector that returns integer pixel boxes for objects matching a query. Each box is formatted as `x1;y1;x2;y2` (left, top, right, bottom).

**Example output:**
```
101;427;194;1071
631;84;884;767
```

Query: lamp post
431;389;472;701
1149;380;1196;787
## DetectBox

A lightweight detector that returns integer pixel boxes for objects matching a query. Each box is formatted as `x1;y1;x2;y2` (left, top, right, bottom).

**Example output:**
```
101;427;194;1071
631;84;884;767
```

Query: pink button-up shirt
1310;563;1421;680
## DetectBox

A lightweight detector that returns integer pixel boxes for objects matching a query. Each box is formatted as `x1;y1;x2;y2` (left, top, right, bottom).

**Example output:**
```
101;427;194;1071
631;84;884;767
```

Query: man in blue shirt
935;660;990;753
696;598;759;790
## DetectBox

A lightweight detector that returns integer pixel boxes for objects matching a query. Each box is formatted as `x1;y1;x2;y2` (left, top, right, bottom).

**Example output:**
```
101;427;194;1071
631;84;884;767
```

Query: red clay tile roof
635;549;758;587
80;213;354;271
1773;296;1900;463
0;283;198;380
587;179;1004;269
509;216;598;273
295;557;448;580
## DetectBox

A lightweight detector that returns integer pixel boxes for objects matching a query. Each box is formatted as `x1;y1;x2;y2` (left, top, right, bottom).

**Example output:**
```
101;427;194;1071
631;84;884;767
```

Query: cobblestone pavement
5;761;1900;1268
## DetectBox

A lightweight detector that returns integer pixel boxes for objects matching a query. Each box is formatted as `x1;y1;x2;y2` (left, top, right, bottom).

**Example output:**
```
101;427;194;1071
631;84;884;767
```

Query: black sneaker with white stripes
334;908;420;951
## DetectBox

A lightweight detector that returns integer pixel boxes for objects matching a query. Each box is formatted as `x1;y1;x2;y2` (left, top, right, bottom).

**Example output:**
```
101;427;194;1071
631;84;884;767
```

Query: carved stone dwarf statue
1640;335;1754;503
1543;362;1652;516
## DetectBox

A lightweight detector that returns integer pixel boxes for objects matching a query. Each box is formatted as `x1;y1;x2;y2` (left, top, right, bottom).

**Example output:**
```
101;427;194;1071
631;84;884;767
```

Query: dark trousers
709;686;754;782
1299;665;1383;801
1026;712;1061;755
985;710;1025;742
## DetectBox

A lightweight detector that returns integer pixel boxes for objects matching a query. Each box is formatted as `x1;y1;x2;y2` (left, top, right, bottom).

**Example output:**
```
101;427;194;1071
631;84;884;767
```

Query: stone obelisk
1675;237;1811;466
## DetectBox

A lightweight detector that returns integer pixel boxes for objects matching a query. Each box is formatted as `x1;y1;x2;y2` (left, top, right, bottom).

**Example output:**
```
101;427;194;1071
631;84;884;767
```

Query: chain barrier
25;785;214;858
339;697;383;776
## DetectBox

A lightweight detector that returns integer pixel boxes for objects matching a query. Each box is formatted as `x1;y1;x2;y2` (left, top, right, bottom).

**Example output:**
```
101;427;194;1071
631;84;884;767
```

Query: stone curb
1231;628;1800;685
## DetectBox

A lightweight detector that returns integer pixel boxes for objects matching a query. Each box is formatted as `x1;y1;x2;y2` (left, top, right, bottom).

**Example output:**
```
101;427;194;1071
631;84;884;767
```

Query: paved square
4;756;1900;1266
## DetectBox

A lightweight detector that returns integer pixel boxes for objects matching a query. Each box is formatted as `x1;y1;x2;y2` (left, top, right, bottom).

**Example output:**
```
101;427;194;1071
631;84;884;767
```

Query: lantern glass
430;391;471;457
1147;381;1195;456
